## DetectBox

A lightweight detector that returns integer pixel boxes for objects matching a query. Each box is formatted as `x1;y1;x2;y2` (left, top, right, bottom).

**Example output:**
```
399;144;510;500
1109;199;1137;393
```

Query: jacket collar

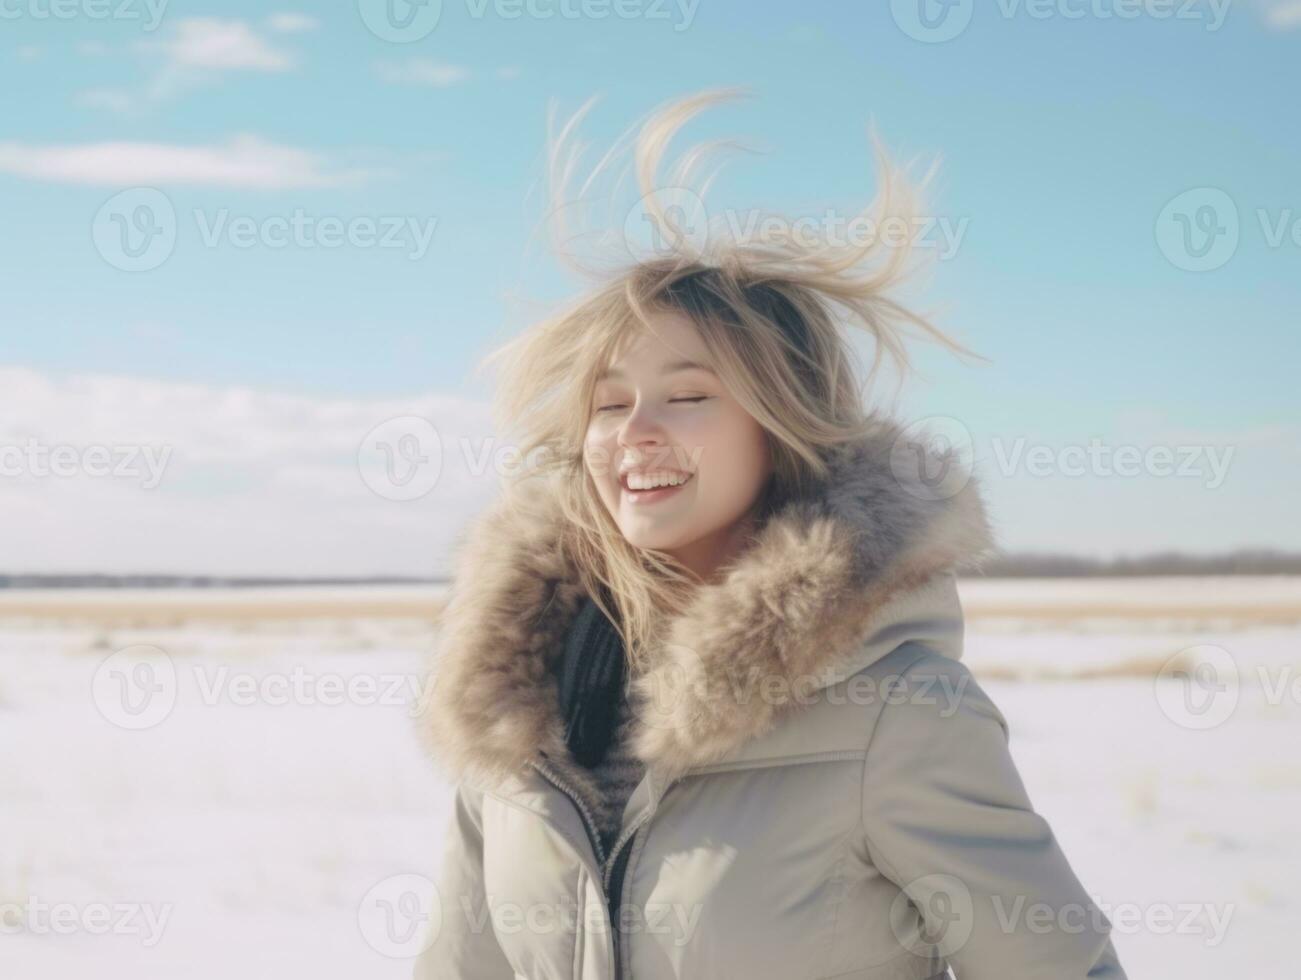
420;413;996;791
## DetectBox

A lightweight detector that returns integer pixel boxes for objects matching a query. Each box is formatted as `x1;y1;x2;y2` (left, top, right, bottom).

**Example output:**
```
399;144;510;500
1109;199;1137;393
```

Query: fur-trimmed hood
420;414;997;792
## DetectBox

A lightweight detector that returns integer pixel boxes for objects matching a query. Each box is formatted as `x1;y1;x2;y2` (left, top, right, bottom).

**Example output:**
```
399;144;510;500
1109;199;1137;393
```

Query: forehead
596;310;714;383
595;357;715;384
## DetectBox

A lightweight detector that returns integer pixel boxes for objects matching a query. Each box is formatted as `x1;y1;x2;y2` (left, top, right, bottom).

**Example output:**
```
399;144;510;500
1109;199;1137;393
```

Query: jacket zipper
601;813;648;893
602;775;682;980
531;757;608;865
532;759;684;979
530;757;620;976
599;773;684;892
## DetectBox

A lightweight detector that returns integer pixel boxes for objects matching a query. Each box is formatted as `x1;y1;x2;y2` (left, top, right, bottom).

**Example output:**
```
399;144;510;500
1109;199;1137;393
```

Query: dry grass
0;586;449;625
1;579;1297;631
975;649;1194;682
964;601;1301;625
959;576;1301;626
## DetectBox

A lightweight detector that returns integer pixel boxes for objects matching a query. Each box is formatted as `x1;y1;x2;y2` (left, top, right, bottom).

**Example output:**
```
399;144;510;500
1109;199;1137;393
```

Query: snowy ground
0;577;1297;978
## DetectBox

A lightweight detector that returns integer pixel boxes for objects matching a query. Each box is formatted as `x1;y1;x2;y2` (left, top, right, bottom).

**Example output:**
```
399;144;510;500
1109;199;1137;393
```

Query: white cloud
376;58;470;87
0;134;376;189
0;366;500;577
374;59;522;88
266;12;321;33
1261;0;1301;29
116;17;300;108
145;17;295;72
76;89;137;115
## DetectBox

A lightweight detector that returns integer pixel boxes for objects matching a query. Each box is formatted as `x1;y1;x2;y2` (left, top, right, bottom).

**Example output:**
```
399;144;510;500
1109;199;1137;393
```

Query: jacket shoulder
857;644;1009;743
692;643;986;773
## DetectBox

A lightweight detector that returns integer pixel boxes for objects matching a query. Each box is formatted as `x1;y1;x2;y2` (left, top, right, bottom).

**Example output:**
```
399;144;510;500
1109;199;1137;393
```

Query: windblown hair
475;87;983;677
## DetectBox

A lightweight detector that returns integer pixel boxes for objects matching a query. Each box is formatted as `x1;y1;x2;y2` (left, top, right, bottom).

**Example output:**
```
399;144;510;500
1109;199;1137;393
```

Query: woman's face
584;311;773;581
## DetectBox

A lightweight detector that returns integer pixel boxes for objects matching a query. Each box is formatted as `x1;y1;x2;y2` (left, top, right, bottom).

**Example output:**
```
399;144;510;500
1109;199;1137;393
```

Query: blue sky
1;0;1297;575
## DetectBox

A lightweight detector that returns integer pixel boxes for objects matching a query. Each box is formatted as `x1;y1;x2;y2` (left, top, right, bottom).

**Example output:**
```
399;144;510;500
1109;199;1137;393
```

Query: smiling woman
414;88;1129;980
584;311;773;584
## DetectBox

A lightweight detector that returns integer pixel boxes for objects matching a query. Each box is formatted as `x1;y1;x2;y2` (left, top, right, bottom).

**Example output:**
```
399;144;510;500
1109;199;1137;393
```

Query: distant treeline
3;550;1301;587
0;574;440;589
976;549;1301;577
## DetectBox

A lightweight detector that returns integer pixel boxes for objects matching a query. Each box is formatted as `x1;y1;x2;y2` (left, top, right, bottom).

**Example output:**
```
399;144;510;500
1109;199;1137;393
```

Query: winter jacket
414;417;1129;980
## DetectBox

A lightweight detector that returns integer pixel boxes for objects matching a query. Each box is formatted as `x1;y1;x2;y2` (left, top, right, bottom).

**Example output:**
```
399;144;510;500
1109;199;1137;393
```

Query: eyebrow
596;359;716;383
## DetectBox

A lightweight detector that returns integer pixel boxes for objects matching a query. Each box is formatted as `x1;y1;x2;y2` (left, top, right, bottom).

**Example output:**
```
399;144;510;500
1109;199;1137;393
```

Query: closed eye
595;396;711;413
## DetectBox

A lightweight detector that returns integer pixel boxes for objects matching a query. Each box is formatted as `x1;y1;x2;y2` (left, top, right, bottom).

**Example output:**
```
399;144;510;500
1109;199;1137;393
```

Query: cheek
729;433;770;496
693;411;769;492
583;431;616;487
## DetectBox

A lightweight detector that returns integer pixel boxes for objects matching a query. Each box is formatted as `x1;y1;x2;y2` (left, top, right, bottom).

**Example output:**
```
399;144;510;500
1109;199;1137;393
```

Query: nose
616;397;670;456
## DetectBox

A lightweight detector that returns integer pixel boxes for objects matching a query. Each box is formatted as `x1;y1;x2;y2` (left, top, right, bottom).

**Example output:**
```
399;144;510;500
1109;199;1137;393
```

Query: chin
617;522;689;553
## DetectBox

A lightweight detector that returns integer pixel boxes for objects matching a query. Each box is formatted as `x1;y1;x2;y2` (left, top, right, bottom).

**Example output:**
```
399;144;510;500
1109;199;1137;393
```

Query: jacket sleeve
413;781;516;980
859;648;1127;980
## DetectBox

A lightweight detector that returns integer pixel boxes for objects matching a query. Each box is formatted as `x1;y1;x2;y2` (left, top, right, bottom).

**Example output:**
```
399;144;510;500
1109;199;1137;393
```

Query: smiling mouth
620;472;694;496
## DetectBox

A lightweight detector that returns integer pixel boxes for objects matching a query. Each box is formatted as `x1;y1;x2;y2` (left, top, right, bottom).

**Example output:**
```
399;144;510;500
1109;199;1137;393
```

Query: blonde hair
478;87;983;676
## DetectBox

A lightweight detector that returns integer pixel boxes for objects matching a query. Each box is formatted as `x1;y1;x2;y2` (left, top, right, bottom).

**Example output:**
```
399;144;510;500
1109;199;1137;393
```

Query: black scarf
553;593;627;768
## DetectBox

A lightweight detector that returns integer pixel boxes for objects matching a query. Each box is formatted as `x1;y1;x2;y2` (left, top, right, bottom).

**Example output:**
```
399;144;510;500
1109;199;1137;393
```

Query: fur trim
419;415;996;790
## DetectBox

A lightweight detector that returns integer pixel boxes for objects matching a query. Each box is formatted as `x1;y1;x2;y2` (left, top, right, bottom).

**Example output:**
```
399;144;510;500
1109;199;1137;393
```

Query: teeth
626;471;690;491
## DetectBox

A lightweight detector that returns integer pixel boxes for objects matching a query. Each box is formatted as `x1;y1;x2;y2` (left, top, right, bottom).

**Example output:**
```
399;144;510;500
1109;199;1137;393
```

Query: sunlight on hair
475;88;988;675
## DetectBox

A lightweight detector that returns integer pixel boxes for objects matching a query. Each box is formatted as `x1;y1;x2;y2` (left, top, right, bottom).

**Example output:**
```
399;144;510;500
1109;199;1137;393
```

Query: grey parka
415;419;1129;980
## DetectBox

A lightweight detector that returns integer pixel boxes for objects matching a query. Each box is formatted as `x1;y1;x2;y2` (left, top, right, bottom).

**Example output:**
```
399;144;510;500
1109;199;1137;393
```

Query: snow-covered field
1;577;1297;979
